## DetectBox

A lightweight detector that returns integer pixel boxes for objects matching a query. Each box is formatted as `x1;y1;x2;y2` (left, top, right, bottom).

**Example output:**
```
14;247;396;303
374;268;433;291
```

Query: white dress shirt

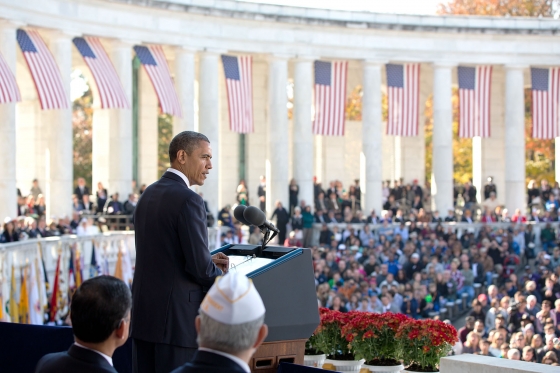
167;168;190;188
198;347;250;373
74;342;113;366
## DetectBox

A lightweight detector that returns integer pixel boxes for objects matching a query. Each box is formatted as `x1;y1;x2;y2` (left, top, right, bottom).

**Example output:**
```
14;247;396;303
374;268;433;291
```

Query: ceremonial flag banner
49;254;61;322
19;267;29;324
73;37;130;109
28;261;42;325
221;55;253;133
386;63;420;136
9;265;18;323
133;45;182;117
16;29;68;110
458;66;492;138
0;50;21;104
531;67;560;139
114;249;123;281
313;60;348;136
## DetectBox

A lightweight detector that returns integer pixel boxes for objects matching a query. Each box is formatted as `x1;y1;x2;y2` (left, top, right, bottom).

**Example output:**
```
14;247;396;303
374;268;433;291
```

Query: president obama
131;131;229;373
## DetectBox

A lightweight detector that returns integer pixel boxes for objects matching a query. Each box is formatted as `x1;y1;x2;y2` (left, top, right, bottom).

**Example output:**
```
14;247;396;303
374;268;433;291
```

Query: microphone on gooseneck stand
243;206;278;255
233;205;251;226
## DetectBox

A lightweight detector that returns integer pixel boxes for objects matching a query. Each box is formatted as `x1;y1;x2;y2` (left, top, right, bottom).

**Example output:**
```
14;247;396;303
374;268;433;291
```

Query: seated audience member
35;276;131;373
172;272;268;373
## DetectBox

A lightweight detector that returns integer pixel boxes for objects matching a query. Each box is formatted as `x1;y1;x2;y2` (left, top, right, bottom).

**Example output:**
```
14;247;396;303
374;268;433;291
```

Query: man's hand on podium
212;252;229;274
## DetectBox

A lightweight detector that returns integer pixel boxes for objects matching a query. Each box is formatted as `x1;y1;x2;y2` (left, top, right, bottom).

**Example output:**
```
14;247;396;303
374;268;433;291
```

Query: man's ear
252;324;268;349
195;315;201;334
115;319;127;340
176;149;187;164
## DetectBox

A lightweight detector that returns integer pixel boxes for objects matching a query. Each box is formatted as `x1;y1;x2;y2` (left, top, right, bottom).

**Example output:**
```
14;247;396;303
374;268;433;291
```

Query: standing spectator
29;178;42;200
34;194;46;217
484;177;497;200
236;180;248;206
71;194;85;212
257;175;266;212
289;179;299;216
123;194;138;215
540;223;556;254
302;205;314;248
271;201;290;245
291;207;303;231
74;177;90;204
131;179;140;195
96;182;108;214
82;194;94;213
527;180;540;206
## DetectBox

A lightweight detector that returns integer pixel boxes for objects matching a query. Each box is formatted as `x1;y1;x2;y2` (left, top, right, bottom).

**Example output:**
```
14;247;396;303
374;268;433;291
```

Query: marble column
174;47;196;134
198;51;221;217
138;62;159;186
361;60;384;215
46;32;74;219
266;55;289;213
431;63;454;214
504;65;526;212
108;41;133;199
0;22;18;220
292;57;314;209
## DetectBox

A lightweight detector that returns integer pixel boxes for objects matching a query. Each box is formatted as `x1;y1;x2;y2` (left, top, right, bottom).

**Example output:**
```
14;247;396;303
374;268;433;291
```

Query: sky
239;0;443;15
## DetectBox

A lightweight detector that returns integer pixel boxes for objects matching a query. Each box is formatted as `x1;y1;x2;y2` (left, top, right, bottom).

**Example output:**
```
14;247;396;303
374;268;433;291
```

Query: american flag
73;37;130;109
221;55;253;133
0;50;21;104
16;29;68;110
386;63;420;136
313;60;348;136
133;45;181;117
531;67;560;139
458;66;492;138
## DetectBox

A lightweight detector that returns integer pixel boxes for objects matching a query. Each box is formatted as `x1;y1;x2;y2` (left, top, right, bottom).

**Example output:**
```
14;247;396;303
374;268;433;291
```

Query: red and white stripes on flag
386;63;420;136
73;37;130;109
313;60;348;136
16;29;68;110
531;67;560;139
457;66;492;138
133;45;182;117
0;51;21;104
221;55;253;133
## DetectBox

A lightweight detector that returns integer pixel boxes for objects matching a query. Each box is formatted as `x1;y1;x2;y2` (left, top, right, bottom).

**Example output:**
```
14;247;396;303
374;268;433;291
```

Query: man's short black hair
71;276;132;343
168;131;210;163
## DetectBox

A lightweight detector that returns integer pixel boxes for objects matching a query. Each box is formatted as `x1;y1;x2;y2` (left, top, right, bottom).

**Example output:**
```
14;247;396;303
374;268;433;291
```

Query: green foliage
72;88;93;187
158;114;173;177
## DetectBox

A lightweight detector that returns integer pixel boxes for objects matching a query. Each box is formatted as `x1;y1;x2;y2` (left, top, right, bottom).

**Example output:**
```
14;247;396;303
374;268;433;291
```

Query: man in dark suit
131;131;229;373
35;276;131;373
257;175;266;212
271;201;290;245
74;177;91;204
172;272;268;373
107;193;123;215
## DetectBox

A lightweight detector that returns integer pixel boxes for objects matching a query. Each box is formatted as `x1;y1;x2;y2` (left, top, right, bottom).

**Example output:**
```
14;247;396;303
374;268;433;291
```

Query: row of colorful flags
0;28;559;138
0;240;133;325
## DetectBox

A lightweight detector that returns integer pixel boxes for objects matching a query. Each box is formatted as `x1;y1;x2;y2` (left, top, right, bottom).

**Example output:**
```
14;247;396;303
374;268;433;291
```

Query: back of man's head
197;272;267;356
71;276;132;343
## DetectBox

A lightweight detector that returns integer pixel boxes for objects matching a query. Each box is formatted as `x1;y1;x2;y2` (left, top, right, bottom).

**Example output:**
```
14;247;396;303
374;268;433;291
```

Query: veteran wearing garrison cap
172;272;268;373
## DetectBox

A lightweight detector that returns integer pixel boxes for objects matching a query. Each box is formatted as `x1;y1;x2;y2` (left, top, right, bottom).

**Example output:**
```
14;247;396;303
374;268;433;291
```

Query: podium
212;244;319;373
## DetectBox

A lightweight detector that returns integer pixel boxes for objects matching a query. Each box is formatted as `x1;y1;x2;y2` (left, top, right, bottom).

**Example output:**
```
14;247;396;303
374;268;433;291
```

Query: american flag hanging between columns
313;60;348;136
0;50;21;104
73;37;130;109
531;67;560;139
386;63;420;137
458;65;492;138
16;29;69;110
221;55;253;134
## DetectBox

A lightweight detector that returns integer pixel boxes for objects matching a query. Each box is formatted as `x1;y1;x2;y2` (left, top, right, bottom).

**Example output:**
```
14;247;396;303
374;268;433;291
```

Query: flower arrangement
342;312;409;366
313;308;356;360
396;318;458;372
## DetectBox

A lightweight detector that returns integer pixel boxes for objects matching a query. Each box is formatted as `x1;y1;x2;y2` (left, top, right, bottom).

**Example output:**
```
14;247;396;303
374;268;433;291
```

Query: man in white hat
172;272;268;373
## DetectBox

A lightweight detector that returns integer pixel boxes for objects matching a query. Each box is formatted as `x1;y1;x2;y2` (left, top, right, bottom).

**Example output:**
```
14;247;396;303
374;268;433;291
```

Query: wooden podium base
250;339;306;373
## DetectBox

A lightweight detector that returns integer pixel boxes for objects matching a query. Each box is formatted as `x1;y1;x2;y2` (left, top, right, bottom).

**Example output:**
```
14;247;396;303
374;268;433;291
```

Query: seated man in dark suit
35;276;131;373
172;272;268;373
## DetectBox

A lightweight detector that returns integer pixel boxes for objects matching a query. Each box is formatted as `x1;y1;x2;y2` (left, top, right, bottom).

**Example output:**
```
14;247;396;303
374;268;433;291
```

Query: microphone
243;206;279;233
233;205;251;226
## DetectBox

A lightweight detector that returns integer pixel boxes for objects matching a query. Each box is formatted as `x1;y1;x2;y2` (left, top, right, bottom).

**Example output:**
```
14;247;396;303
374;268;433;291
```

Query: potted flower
304;323;327;367
314;308;365;373
343;312;407;373
397;319;458;372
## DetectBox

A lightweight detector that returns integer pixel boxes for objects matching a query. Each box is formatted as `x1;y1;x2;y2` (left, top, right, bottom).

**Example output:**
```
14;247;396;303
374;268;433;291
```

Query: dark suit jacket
74;186;90;201
35;344;117;373
131;171;222;348
171;350;247;373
